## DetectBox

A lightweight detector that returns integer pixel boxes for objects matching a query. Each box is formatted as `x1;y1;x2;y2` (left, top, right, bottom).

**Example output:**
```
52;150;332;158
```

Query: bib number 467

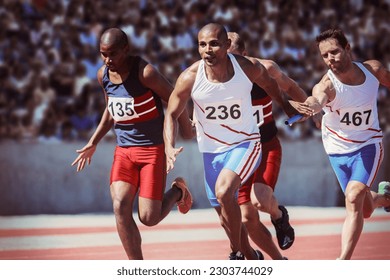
340;109;372;129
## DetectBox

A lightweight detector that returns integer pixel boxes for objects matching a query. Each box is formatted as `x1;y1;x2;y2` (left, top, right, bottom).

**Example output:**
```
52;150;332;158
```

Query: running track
0;207;389;260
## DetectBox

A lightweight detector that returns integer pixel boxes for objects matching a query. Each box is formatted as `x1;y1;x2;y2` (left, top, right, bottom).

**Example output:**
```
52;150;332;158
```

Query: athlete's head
197;23;231;66
227;32;247;56
315;28;349;49
99;28;130;72
198;23;229;44
315;28;352;74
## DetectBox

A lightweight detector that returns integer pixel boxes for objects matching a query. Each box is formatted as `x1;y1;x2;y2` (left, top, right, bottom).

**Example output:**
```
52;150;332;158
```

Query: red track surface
0;208;389;260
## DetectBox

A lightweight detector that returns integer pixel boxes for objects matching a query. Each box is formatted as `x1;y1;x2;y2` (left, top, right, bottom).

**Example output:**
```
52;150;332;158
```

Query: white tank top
191;53;260;153
322;62;383;155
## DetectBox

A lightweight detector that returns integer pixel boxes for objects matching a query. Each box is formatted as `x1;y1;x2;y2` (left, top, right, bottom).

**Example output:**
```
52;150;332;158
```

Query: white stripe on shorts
367;142;383;188
237;141;262;184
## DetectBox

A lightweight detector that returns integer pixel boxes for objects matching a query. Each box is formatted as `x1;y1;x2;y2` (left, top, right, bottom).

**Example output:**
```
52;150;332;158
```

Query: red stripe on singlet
116;90;159;124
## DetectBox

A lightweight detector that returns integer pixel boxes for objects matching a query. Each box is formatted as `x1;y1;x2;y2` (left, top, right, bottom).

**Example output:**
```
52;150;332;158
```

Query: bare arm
71;66;114;171
364;60;390;89
241;56;283;105
260;58;315;121
291;74;333;117
140;59;173;103
163;65;197;172
176;105;196;140
140;59;194;139
309;75;333;114
87;66;115;145
242;56;300;117
261;59;307;102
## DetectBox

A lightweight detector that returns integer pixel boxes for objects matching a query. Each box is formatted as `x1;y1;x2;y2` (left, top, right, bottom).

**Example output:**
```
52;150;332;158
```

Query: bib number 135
108;97;139;122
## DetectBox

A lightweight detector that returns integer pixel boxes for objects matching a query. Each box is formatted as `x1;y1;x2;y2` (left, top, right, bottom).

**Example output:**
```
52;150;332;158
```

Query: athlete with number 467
292;28;390;260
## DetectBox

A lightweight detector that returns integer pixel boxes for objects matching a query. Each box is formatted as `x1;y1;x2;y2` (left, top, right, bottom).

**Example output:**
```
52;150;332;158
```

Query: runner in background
227;32;308;259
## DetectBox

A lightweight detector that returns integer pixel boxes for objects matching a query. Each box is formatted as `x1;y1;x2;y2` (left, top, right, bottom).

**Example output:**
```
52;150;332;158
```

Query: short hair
199;23;228;42
100;28;129;48
315;28;349;48
227;32;246;54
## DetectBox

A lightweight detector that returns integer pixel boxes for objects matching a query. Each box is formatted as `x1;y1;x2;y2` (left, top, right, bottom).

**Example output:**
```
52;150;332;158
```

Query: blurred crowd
0;0;389;144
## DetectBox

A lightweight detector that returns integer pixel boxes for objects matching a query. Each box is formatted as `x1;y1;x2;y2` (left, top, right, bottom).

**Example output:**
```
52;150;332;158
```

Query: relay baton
284;114;303;126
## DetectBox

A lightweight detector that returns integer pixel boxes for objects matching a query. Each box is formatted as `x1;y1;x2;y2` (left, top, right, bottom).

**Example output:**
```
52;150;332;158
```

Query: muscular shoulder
317;74;334;90
236;54;258;69
258;59;276;71
363;60;383;72
137;57;172;89
243;57;278;72
182;61;199;81
97;65;106;87
138;57;157;80
258;59;282;79
363;60;390;88
236;55;266;81
314;74;335;101
176;61;200;91
363;60;388;80
187;60;201;75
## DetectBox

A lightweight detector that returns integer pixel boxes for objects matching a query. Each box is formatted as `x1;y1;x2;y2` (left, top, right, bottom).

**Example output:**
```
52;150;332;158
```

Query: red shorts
110;144;166;201
238;136;282;205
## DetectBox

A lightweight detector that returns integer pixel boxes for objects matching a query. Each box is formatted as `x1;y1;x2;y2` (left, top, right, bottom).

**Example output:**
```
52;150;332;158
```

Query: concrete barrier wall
0;134;388;215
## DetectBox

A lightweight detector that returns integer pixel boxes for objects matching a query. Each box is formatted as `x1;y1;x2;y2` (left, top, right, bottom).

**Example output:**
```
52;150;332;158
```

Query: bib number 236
205;100;242;124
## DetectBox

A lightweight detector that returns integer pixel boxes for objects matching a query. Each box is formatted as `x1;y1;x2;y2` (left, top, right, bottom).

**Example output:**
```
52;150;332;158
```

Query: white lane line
0;220;388;251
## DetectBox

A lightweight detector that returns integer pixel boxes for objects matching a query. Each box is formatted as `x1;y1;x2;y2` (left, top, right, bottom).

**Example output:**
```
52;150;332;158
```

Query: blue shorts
203;141;262;207
328;142;383;192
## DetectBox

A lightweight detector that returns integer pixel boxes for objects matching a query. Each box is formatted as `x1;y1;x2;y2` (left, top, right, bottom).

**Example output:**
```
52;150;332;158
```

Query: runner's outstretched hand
71;143;97;172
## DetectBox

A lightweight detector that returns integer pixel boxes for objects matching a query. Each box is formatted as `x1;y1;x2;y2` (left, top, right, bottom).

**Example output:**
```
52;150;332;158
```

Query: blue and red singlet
102;56;165;146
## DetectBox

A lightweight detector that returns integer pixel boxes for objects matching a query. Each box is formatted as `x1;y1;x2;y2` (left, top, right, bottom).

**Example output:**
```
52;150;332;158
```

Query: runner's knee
363;209;372;219
112;198;134;224
138;204;161;226
241;211;257;226
215;185;234;205
250;183;273;212
139;212;159;227
251;199;269;212
345;187;366;205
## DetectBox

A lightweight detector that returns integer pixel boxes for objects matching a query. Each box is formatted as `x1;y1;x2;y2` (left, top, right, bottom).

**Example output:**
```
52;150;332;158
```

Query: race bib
339;106;373;130
204;99;242;124
107;96;139;122
252;105;264;127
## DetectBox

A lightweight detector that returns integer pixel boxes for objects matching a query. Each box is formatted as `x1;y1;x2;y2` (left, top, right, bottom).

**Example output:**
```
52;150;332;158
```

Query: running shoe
378;181;390;212
229;251;245;260
255;250;264;260
271;205;295;250
171;177;193;214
